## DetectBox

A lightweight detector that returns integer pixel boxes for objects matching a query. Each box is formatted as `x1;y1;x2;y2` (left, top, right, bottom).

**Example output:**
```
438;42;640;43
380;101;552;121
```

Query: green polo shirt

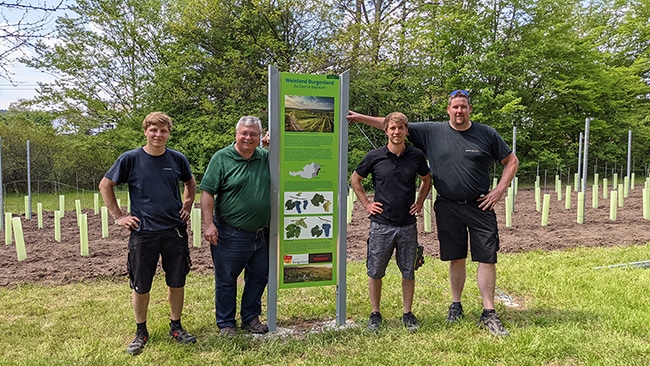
199;143;271;232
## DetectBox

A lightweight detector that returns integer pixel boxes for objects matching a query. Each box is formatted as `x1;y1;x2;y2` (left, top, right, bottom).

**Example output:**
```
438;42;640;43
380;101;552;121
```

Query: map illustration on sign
289;162;321;179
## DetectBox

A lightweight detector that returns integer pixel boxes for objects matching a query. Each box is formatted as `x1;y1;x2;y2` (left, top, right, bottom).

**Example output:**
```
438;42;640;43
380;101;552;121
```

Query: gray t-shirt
407;121;512;201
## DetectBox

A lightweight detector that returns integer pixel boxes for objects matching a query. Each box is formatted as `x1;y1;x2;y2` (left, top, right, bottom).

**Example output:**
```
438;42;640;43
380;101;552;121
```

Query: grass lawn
1;244;650;365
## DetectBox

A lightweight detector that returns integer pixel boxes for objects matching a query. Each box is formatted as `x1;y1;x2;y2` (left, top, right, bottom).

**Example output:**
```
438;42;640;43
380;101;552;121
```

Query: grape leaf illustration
295;218;308;228
285;223;301;238
323;200;331;212
311;193;325;207
285;199;296;210
311;225;323;237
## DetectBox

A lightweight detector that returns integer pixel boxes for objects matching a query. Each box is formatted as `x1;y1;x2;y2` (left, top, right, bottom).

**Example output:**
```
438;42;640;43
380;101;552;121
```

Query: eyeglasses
450;90;470;98
237;130;260;138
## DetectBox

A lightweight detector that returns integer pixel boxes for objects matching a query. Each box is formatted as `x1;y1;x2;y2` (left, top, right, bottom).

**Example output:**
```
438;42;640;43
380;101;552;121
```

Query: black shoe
367;311;382;332
446;302;463;323
241;317;269;334
478;312;510;337
169;326;197;344
126;330;148;356
401;312;419;331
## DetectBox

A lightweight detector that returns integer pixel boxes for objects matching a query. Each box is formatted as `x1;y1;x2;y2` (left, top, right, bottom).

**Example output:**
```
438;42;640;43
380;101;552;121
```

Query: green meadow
1;244;649;365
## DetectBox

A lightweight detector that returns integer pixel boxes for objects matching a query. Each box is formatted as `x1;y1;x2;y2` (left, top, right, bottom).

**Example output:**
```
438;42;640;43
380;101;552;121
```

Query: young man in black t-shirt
350;112;431;332
99;112;197;355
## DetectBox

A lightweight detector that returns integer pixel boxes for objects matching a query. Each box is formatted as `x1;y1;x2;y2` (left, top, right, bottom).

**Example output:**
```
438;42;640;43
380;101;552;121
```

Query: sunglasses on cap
450;90;470;98
449;89;471;104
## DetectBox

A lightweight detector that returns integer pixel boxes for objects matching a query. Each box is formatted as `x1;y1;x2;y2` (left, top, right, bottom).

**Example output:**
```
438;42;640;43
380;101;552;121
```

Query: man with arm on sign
348;90;519;336
350;112;431;332
99;112;197;355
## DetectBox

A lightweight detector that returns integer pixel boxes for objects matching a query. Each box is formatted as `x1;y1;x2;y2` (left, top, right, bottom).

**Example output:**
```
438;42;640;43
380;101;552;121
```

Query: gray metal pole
512;126;517;157
510;126;517;211
627;129;632;190
337;70;350;326
267;65;280;332
581;118;591;193
577;132;583;188
27;140;32;219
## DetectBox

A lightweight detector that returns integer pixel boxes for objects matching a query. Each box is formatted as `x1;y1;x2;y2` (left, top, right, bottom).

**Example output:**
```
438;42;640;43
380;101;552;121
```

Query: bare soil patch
1;187;649;288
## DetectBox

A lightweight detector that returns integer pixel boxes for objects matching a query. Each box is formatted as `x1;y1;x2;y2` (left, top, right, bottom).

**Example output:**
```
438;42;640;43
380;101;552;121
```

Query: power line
0;84;41;87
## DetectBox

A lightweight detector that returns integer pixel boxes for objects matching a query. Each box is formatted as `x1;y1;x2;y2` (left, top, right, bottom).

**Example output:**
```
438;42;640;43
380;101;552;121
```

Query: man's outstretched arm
346;111;384;130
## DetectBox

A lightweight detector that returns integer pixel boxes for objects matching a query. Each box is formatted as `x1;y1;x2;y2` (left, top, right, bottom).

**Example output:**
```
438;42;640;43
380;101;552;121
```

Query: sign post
267;66;349;330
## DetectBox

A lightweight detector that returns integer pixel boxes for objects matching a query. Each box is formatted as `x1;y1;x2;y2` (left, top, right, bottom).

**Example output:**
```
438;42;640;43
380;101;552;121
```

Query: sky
0;1;67;110
0;65;56;110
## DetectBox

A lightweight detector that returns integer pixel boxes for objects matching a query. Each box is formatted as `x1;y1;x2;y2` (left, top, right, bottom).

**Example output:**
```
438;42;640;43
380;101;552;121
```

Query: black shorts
434;199;499;263
127;225;191;294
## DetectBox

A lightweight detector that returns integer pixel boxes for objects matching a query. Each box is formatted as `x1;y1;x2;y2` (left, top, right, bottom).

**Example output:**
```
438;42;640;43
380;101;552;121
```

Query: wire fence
1;180;128;215
493;164;650;191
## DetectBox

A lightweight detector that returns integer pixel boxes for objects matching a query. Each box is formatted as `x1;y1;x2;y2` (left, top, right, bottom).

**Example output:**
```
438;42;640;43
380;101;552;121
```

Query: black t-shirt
355;144;430;226
407;121;512;201
104;147;193;231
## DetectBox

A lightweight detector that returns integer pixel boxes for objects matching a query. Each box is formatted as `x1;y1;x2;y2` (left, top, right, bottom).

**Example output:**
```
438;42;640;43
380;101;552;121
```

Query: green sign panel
278;72;340;288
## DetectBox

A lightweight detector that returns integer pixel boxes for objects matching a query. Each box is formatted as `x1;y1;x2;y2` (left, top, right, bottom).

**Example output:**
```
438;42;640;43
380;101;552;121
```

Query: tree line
0;0;648;191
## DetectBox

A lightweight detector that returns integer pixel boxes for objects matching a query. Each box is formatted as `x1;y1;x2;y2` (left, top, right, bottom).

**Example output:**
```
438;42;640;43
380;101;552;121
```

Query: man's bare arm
478;153;519;211
346;111;384;130
179;175;197;221
200;190;218;245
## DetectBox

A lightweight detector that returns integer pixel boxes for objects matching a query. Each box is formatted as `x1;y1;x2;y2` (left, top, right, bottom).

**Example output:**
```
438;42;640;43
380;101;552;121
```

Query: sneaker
169;326;197;344
219;326;237;338
478;312;510;337
446;302;464;323
401;312;419;331
126;331;148;356
241;317;269;334
367;311;382;332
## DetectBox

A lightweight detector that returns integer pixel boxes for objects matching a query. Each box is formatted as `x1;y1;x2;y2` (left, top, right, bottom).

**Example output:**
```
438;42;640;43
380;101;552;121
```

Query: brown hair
448;90;471;105
142;112;173;131
383;112;408;130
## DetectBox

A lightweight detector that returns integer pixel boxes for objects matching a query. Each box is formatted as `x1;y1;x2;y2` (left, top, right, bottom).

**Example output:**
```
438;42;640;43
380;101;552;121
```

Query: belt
437;195;478;205
217;218;268;235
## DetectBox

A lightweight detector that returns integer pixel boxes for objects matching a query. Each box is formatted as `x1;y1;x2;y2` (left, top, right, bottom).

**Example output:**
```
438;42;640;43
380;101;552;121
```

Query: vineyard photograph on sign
284;95;335;133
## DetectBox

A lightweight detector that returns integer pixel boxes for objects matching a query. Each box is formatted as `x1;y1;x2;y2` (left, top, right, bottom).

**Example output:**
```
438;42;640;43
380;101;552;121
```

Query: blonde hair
383;112;408;130
142;112;173;131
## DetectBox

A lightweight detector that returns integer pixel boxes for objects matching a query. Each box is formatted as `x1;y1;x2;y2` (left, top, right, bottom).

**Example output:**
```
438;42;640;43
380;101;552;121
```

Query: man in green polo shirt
200;116;271;337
